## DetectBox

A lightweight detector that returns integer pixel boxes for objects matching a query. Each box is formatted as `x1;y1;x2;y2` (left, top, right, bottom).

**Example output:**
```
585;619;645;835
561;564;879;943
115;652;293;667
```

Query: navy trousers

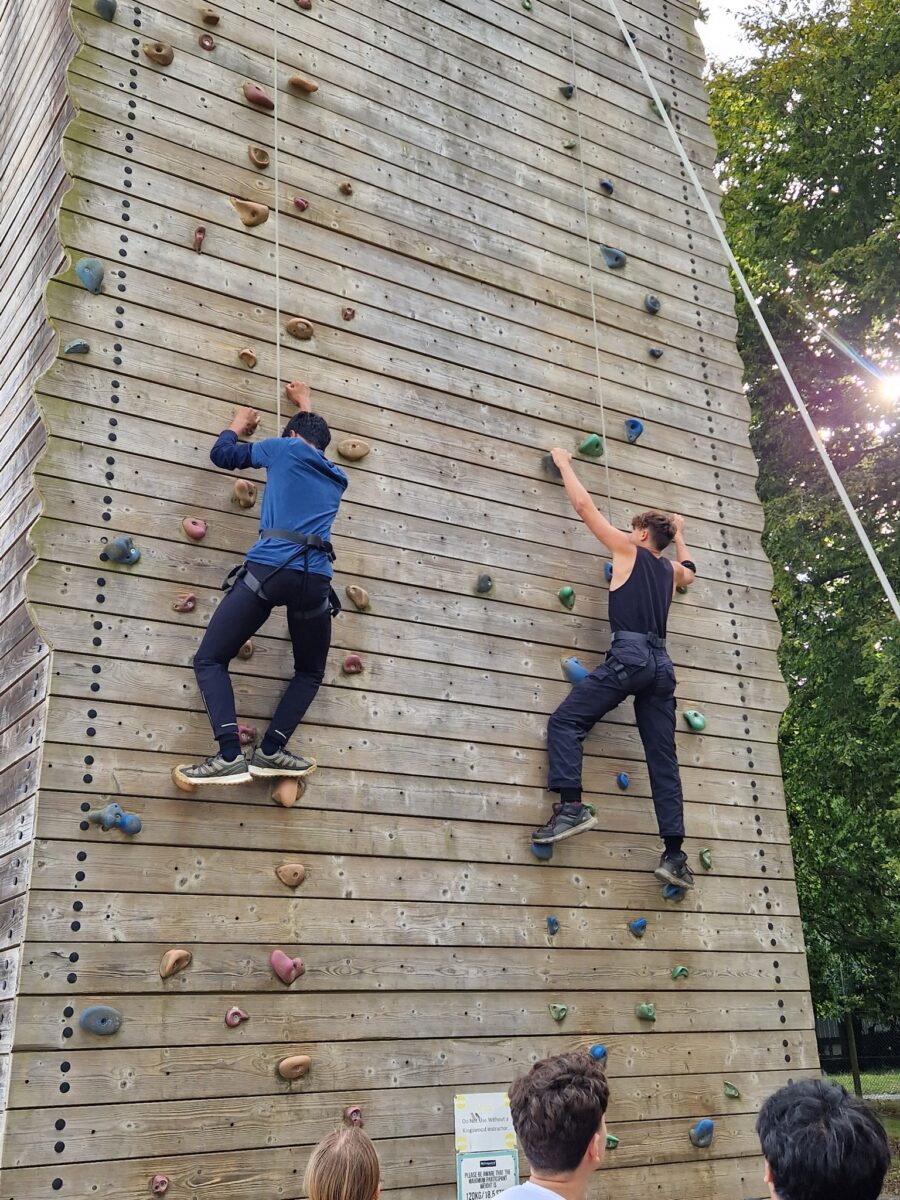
547;639;685;838
193;564;332;745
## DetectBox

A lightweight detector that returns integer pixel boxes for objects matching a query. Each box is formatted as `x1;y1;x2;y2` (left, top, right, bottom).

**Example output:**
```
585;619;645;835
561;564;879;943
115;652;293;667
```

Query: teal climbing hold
79;1005;123;1036
599;179;614;195
616;772;629;790
601;245;626;270
93;0;116;18
689;1119;715;1148
604;561;613;581
522;0;532;8
628;917;647;938
546;916;560;936
563;138;577;150
561;656;589;685
531;840;553;861
87;802;142;836
662;882;686;902
699;847;713;871
75;257;104;293
475;574;493;595
671;965;689;980
589;1043;607;1066
724;1081;741;1099
648;346;664;359
102;535;140;565
676;584;689;595
683;709;706;732
541;453;562;478
559;84;575;100
558;586;575;610
578;433;604;457
548;1003;568;1022
605;1133;619;1150
635;1002;656;1022
63;338;90;355
644;294;661;314
625;418;644;443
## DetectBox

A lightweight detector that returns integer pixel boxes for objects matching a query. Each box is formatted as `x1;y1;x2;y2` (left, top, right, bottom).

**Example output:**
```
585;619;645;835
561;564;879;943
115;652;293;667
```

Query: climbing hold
578;433;604;458
201;6;219;22
546;916;559;936
238;348;257;369
676;584;689;595
159;948;192;979
272;777;305;808
531;840;553;861
625;418;644;443
662;883;686;902
584;802;596;816
475;574;493;596
559;84;574;99
616;772;629;790
644;294;661;314
225;1006;249;1028
270;948;305;985
172;593;196;613
75;257;104;293
558;586;575;610
278;1055;312;1081
623;28;639;46
231;198;269;227
199;32;215;49
79;1005;123;1036
63;338;90;355
541;453;562;478
522;0;532;9
193;225;206;253
182;517;208;541
336;437;370;461
86;803;142;836
683;709;706;731
151;1177;170;1197
601;245;627;270
232;479;257;509
648;346;664;359
628;917;647;938
248;145;270;168
561;656;589;684
605;1134;620;1150
288;73;318;94
671;965;689;980
286;317;314;340
723;1081;741;1099
650;96;673;119
604;561;614;581
599;179;614;195
635;1002;656;1022
344;1105;363;1127
238;640;253;660
342;654;363;675
238;725;256;747
276;863;306;888
689;1119;715;1148
345;584;370;611
293;197;309;212
342;306;356;322
171;767;196;794
142;41;174;66
563;138;577;150
295;0;312;8
548;1004;568;1022
243;82;275;109
589;1044;607;1066
338;181;353;195
699;847;713;871
93;0;116;18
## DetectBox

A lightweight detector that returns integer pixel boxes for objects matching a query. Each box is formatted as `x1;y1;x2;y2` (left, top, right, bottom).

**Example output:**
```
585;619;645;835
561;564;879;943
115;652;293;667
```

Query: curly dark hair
508;1052;609;1174
282;411;331;450
631;509;676;550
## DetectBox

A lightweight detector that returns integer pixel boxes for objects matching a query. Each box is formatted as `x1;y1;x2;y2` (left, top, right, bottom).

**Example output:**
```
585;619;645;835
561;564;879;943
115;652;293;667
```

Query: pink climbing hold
193;225;206;253
293;197;309;212
182;517;207;541
344;1105;363;1127
243;81;274;110
271;948;306;985
238;725;257;747
342;306;356;321
225;1006;249;1028
295;0;312;8
172;593;196;613
198;32;215;49
151;1176;170;1197
342;654;363;675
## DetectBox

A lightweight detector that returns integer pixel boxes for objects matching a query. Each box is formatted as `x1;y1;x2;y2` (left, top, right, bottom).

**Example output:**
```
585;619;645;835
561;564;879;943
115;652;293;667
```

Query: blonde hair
304;1127;380;1200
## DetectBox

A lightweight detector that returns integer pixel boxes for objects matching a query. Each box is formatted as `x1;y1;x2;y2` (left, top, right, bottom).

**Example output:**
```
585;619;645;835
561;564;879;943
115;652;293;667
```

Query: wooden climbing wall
2;0;819;1195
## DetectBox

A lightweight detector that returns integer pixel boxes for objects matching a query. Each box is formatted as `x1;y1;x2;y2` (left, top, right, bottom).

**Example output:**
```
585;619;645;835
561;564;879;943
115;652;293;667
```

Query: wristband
680;559;697;573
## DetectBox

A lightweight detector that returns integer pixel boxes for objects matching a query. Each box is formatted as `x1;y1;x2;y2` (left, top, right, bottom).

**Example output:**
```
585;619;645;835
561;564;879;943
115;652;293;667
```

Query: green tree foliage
708;0;900;1018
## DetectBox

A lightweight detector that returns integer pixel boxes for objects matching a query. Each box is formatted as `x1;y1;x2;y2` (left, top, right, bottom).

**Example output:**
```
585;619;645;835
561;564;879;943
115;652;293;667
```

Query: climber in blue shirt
175;380;348;787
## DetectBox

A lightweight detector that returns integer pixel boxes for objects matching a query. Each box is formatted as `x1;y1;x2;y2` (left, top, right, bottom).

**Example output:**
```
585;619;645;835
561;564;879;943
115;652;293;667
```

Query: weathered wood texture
5;0;817;1195
0;0;75;1156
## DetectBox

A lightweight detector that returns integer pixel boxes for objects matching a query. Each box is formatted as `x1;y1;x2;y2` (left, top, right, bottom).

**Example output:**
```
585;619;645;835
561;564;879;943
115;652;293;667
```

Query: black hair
508;1052;609;1174
756;1078;890;1200
282;411;331;451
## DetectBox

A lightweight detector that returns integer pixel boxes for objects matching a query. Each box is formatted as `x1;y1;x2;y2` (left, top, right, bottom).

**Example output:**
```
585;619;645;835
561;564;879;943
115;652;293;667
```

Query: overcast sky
697;0;753;62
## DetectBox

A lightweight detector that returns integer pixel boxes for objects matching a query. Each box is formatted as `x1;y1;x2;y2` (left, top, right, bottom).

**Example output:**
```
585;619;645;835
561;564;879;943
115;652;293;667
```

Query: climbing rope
606;0;900;623
272;0;282;431
564;0;614;522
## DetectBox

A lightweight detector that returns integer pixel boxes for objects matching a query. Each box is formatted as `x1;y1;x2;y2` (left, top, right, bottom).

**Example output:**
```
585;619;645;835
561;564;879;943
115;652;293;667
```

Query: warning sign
457;1151;519;1200
454;1093;519;1200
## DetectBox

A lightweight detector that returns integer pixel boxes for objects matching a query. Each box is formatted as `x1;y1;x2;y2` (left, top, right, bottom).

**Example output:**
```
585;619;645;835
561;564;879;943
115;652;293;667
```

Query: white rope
564;0;614;521
272;0;282;431
605;0;900;622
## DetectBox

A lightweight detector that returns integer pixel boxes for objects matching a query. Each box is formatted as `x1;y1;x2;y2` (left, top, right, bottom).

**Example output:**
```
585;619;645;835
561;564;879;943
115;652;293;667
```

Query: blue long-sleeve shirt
211;430;348;577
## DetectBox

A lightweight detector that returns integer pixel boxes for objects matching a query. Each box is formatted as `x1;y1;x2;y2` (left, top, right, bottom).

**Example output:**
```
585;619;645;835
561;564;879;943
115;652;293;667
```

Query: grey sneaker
173;753;251;787
654;851;695;890
248;747;317;779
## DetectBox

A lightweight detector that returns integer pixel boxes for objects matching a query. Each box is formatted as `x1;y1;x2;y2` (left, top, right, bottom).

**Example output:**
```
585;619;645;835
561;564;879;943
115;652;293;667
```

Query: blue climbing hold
662;882;686;902
625;419;644;443
616;772;630;790
604;561;613;582
63;338;90;355
623;28;639;46
79;1005;123;1036
561;656;589;685
644;294;661;315
599;179;614;195
531;840;554;861
75;257;104;294
102;535;140;565
601;245;626;270
93;0;117;16
559;84;574;100
541;453;561;479
546;916;560;936
628;917;647;938
648;346;664;359
87;802;142;836
689;1118;715;1148
589;1043;608;1066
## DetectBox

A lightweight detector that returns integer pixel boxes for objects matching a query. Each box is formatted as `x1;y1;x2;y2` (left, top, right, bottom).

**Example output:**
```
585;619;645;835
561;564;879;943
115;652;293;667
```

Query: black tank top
608;546;673;637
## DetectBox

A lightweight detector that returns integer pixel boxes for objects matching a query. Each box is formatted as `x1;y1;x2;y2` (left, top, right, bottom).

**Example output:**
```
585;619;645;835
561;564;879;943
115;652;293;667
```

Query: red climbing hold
193;225;206;254
295;0;312;8
243;81;274;110
225;1006;249;1028
172;593;196;613
293;197;309;212
342;654;363;675
198;32;215;49
344;1105;364;1127
271;948;306;985
238;725;257;747
182;517;207;541
342;306;356;321
232;479;257;509
151;1177;170;1197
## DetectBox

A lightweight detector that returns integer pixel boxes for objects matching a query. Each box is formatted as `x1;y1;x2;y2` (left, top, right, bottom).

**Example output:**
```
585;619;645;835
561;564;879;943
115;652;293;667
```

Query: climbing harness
606;0;900;623
222;529;340;617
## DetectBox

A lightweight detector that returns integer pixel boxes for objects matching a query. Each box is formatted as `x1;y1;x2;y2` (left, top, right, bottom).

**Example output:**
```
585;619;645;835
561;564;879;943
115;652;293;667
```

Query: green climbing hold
578;433;604;458
583;802;596;816
649;96;673;119
75;257;104;294
724;1081;741;1099
563;138;577;150
671;965;689;980
699;848;713;871
676;584;689;595
557;586;575;610
93;0;116;18
635;1002;656;1022
683;709;706;732
63;339;90;355
601;245;626;270
548;1003;568;1022
522;0;532;8
605;1133;619;1150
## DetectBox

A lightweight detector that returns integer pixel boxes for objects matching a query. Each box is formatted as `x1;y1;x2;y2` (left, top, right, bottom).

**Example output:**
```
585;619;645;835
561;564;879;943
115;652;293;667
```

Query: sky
696;0;753;63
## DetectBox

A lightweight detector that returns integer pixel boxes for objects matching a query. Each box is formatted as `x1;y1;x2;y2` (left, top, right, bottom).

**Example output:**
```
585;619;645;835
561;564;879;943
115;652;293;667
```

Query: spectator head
508;1051;610;1178
756;1078;890;1200
282;411;331;450
630;510;676;551
304;1126;381;1200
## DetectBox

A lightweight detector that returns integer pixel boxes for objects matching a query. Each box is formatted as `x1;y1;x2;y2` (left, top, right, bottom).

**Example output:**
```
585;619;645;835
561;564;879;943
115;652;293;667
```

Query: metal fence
817;1016;900;1099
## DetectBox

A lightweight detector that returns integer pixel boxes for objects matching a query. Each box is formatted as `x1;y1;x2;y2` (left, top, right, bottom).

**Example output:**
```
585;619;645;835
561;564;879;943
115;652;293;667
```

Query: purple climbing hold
599;179;614;195
616;772;630;790
601;245;626;270
79;1005;123;1036
75;257;104;293
625;418;644;443
561;656;589;685
101;535;140;565
644;294;661;315
86;802;142;836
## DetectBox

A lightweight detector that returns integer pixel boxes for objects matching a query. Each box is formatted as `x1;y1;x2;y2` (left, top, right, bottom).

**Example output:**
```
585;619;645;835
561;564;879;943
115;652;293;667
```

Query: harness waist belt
612;630;667;650
259;528;335;560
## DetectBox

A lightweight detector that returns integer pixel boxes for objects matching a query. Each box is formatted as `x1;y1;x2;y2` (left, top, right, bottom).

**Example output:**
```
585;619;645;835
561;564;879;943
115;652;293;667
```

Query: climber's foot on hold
532;802;597;844
248;746;317;779
173;752;252;787
654;850;695;890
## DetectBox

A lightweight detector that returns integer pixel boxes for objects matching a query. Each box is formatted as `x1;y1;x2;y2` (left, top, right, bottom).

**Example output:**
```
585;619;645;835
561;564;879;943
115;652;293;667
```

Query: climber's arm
671;515;696;586
210;406;260;471
550;447;633;554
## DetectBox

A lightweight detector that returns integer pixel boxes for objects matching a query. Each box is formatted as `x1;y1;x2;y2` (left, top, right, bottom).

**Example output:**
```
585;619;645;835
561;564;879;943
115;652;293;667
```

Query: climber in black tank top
533;447;698;891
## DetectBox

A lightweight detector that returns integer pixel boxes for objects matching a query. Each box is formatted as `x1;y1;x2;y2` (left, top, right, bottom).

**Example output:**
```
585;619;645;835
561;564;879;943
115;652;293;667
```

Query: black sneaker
532;802;598;844
248;747;317;779
654;851;695;890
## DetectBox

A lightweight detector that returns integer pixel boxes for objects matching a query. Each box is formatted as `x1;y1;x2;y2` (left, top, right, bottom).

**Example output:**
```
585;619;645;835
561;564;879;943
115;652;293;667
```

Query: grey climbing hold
689;1118;715;1148
644;294;661;314
623;28;639;46
559;84;574;100
625;418;644;443
546;916;559;936
589;1044;607;1066
578;433;604;457
475;574;493;595
87;802;142;836
93;0;116;17
75;257;104;293
635;1001;656;1022
601;245;626;270
676;584;689;595
79;1005;123;1036
102;535;140;565
628;917;647;938
648;346;664;359
63;338;90;355
561;656;589;685
604;561;613;581
548;1003;568;1022
541;453;561;478
599;179;614;195
616;772;629;790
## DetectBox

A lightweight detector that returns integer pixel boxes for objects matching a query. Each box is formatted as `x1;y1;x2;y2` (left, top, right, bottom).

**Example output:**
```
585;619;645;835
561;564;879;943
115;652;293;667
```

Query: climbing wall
3;0;818;1195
